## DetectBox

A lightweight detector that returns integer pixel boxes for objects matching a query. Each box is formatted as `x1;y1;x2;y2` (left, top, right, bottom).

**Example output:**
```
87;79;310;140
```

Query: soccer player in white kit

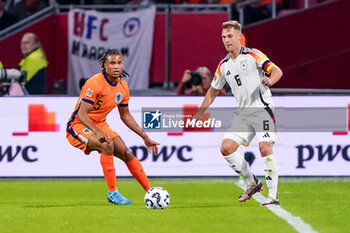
194;20;283;206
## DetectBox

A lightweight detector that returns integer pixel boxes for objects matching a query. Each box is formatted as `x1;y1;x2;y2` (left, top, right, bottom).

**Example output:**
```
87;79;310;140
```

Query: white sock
263;154;278;200
224;152;256;185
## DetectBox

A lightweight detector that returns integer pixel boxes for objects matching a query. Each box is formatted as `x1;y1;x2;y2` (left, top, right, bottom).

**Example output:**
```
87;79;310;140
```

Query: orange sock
100;154;116;192
126;157;151;191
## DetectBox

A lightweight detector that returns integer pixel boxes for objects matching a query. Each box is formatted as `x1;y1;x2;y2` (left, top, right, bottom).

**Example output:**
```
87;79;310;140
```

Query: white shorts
223;107;276;146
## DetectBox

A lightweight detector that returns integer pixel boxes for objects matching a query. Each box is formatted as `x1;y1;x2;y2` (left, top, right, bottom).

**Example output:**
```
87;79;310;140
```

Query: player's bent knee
220;145;234;156
114;148;134;162
100;142;114;155
259;142;273;157
125;150;134;162
221;139;239;156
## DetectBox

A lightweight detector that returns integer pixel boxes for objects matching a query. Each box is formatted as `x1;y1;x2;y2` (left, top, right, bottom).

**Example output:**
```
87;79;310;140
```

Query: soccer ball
144;187;170;209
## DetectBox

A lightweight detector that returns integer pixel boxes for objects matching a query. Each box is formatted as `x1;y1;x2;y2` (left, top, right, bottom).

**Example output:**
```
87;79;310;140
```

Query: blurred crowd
0;0;49;30
1;0;295;31
0;0;324;96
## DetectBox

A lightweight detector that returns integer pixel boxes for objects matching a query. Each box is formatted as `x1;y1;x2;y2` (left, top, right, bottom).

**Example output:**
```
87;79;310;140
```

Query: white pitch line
235;182;319;233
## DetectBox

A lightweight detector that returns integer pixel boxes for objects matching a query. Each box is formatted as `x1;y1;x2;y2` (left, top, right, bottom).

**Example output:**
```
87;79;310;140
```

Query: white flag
67;6;156;95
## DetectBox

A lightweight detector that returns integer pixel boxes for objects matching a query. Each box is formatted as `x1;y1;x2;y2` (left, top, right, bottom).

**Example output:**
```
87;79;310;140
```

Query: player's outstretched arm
118;105;159;154
193;87;220;120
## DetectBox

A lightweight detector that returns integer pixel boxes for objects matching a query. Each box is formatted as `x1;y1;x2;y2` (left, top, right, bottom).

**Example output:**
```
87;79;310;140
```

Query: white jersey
212;47;275;108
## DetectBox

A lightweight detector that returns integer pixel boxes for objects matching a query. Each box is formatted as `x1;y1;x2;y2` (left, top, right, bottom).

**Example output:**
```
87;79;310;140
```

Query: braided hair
98;49;130;78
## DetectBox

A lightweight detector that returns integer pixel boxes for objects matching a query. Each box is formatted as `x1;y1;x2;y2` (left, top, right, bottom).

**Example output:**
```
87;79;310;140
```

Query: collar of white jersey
239;46;246;54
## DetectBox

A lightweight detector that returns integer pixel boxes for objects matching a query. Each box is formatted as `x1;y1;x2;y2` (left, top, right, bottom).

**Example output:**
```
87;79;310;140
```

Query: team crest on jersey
240;59;248;70
86;88;93;97
115;93;123;104
83;128;91;134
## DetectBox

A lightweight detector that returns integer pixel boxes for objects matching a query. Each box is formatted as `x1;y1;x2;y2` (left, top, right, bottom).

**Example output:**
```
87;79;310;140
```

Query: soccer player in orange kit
66;49;159;205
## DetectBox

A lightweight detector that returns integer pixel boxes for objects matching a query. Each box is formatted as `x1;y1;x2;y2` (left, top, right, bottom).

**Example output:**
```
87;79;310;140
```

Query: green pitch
0;177;349;233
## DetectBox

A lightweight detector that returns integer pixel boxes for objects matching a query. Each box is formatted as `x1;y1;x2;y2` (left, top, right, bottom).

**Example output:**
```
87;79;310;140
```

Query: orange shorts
66;121;119;155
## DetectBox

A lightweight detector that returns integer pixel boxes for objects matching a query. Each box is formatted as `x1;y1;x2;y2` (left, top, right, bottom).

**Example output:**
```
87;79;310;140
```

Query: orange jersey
67;72;130;127
240;33;246;47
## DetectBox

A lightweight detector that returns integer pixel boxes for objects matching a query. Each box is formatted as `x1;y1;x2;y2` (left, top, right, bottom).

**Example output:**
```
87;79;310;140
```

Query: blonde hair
222;20;242;32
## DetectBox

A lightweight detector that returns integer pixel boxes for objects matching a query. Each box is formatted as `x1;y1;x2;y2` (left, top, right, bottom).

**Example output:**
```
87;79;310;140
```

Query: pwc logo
1;104;60;163
13;104;60;136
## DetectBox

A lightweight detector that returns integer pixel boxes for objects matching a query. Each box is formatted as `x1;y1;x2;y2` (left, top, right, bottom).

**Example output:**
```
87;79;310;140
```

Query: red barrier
52;14;69;87
244;0;350;89
169;13;228;83
150;13;166;83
